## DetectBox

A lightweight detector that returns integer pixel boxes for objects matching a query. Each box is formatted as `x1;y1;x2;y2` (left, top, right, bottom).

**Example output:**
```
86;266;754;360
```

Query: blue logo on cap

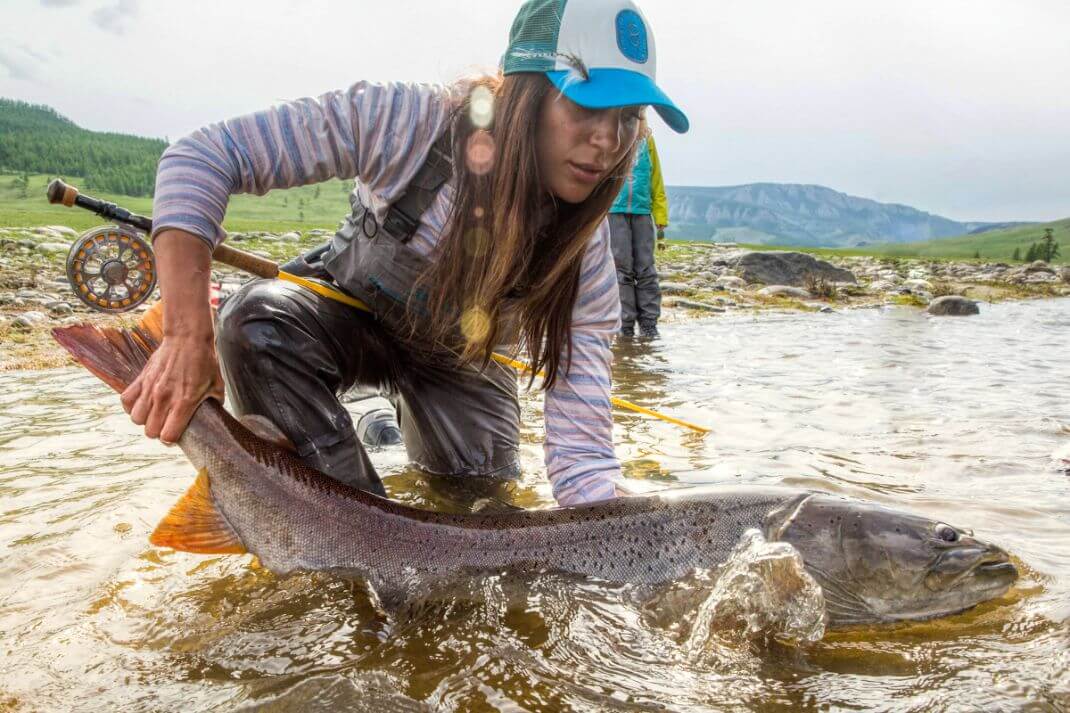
615;10;648;64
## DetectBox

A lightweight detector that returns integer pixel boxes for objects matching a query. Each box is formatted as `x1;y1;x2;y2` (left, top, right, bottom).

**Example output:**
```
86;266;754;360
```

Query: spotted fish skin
185;399;791;589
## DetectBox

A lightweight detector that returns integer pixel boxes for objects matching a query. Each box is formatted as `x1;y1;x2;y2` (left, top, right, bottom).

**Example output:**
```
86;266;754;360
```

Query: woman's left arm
543;220;623;506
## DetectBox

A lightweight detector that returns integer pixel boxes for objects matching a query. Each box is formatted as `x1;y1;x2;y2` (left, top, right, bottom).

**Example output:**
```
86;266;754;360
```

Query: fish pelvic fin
150;468;247;555
51;301;165;393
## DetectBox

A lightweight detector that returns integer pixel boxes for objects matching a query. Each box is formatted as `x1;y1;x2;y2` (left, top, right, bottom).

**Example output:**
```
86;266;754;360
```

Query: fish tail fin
51;301;165;392
150;468;247;555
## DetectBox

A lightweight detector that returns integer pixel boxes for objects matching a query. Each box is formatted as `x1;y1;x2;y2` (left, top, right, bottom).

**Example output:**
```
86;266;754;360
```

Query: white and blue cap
502;0;689;133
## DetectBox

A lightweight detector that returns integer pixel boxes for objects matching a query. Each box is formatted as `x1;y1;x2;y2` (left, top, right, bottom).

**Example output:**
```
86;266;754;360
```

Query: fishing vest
317;130;454;342
294;129;519;357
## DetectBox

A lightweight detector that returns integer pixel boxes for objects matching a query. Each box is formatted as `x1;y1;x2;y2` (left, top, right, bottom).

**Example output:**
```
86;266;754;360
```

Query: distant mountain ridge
665;183;1025;248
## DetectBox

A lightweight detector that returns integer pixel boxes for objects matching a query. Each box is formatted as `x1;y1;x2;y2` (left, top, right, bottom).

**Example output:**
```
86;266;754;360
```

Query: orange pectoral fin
150;468;247;555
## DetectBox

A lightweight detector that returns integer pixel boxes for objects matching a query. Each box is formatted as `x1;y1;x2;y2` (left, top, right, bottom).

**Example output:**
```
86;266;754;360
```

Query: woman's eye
936;524;959;543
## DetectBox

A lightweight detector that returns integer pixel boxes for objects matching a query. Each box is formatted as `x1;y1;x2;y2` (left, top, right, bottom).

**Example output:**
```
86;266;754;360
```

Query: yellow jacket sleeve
648;135;669;227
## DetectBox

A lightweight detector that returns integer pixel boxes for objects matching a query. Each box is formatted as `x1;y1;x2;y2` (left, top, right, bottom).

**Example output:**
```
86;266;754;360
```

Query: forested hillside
0;98;165;197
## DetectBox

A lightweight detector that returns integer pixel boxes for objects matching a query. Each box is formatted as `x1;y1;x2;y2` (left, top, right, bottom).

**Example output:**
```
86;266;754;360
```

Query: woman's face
536;89;643;204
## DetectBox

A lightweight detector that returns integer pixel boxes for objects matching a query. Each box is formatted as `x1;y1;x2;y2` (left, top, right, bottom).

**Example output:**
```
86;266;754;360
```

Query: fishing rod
46;179;710;434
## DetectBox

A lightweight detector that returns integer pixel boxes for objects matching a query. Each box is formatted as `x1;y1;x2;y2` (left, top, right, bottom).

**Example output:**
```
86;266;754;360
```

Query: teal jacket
610;135;669;226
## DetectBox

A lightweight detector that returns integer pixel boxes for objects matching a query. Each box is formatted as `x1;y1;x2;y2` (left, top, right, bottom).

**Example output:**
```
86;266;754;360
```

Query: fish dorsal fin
150;468;247;554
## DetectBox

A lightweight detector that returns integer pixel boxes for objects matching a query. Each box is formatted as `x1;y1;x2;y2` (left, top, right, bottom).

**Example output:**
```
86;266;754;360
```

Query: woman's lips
567;161;604;184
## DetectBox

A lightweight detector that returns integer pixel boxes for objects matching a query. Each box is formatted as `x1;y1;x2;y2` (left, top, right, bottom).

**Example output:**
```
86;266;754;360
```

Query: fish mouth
969;551;1018;591
975;560;1018;579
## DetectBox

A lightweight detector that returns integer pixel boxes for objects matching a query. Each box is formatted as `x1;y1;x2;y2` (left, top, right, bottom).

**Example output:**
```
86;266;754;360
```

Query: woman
121;0;689;506
609;117;670;338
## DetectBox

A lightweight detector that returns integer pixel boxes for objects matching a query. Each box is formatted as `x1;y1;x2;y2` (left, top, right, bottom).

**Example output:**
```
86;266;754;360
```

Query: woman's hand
121;229;221;444
121;334;223;444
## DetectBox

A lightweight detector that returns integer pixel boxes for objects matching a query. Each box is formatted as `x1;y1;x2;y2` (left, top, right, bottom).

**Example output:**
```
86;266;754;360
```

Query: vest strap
380;129;453;243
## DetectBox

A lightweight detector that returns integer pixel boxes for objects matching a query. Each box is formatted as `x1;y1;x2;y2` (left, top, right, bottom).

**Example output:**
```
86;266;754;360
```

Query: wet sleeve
648;135;669;227
543;219;623;505
151;81;453;250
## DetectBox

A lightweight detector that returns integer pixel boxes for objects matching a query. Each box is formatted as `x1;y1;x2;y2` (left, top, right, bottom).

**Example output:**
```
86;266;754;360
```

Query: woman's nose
588;111;624;154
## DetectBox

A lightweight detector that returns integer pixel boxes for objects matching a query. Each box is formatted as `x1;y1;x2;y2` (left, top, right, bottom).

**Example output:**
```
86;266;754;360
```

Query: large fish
53;309;1017;628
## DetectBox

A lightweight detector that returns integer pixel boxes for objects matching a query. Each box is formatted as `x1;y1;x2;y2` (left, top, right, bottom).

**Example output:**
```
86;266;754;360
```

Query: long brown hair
415;72;637;390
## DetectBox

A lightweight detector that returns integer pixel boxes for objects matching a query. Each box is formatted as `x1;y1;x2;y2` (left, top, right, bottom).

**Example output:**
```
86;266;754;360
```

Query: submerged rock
733;251;856;287
927;296;980;316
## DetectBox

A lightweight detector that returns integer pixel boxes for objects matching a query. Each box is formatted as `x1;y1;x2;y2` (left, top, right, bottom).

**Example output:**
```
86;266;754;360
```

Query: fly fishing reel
65;225;156;313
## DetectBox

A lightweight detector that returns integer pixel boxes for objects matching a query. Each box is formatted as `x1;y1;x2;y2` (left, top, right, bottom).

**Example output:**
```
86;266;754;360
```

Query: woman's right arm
121;228;222;443
132;81;453;442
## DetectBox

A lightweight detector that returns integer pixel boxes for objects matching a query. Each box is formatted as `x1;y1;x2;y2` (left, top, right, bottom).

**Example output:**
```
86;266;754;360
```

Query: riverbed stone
280;232;301;242
1060;267;1070;284
904;279;933;291
46;301;73;317
35;242;71;255
1025;260;1054;274
758;285;812;299
659;282;691;295
666;298;726;313
927;296;979;316
44;225;78;238
732;251;856;286
715;275;746;289
12;311;49;330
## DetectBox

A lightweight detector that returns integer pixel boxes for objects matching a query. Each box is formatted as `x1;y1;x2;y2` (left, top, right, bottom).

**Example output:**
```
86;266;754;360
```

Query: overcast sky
1;0;1067;221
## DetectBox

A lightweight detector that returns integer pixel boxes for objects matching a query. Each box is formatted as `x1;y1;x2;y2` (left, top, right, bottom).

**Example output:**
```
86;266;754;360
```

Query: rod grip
212;244;280;279
47;178;78;207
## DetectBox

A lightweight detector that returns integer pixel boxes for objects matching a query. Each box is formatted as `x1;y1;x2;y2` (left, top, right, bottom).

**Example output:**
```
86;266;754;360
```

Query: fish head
766;494;1017;627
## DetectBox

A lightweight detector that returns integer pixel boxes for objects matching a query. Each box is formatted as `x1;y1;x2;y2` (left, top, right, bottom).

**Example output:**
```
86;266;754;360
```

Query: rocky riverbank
2;226;1068;370
654;242;1070;322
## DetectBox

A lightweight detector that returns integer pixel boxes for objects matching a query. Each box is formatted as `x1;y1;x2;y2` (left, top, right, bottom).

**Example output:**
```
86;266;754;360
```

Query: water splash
685;529;826;659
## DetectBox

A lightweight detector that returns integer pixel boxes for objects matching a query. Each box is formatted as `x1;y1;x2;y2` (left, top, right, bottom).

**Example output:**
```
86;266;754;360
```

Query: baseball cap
502;0;689;133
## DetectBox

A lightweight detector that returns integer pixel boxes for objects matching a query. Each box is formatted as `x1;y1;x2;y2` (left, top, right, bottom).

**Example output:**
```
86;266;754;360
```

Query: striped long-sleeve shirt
153;80;623;505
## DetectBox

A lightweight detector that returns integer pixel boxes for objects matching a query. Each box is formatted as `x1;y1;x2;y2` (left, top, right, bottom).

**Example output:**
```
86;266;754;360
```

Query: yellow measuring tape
278;270;710;434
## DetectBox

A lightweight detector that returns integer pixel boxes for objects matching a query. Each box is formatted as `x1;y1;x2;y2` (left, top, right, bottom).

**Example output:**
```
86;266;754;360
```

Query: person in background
609;117;669;338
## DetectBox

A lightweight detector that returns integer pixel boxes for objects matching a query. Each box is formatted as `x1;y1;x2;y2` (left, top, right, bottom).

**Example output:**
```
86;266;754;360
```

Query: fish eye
935;524;959;543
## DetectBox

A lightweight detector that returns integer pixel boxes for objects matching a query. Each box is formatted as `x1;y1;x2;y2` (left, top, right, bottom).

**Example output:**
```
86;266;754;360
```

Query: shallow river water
1;299;1069;712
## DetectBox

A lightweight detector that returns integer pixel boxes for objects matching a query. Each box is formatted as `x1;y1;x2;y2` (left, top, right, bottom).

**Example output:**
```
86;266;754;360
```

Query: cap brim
545;68;690;134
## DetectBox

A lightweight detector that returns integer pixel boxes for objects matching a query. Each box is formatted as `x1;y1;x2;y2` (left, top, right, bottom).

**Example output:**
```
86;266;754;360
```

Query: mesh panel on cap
503;0;568;74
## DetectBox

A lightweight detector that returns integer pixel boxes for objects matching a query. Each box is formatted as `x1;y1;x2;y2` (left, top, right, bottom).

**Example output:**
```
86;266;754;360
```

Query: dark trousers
609;213;660;330
216;279;521;496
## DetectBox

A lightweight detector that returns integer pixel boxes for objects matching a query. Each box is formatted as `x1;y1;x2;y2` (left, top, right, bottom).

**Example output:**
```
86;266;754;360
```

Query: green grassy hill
0;172;352;234
0;99;166;197
862;219;1069;263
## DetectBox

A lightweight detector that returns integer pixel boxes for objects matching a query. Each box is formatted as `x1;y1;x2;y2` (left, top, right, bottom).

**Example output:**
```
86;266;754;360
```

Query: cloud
0;47;40;81
40;0;80;6
18;45;50;63
91;0;139;36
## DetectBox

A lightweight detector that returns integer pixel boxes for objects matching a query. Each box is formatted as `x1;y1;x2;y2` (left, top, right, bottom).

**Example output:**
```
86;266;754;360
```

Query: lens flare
466;130;495;176
469;85;494;128
461;305;492;346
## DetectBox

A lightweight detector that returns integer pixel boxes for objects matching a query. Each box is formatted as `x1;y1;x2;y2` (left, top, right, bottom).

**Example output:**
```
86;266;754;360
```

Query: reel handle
212;244;279;279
